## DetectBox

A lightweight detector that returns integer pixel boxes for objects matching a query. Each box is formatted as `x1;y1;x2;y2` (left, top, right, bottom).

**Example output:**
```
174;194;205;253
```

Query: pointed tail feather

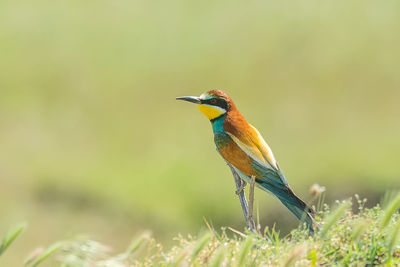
258;181;316;232
276;188;316;233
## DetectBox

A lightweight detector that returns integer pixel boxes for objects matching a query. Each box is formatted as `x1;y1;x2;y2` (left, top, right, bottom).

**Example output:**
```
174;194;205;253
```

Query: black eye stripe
203;98;228;110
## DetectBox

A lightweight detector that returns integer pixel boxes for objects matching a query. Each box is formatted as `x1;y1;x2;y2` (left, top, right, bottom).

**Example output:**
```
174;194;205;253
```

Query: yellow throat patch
197;104;226;120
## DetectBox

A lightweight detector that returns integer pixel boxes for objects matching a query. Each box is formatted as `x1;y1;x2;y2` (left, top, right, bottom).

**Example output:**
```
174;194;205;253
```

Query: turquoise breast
211;114;231;149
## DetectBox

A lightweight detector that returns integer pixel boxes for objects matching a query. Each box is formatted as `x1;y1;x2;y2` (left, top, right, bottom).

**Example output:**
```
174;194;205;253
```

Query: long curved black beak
176;96;201;104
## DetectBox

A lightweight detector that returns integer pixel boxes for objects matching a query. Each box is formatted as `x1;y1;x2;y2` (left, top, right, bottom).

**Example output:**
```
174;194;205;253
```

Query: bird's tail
276;188;316;233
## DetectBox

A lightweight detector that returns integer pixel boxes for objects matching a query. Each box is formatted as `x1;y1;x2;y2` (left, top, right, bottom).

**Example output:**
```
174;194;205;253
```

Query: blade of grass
380;193;400;229
168;250;187;267
319;201;350;238
387;220;400;259
26;241;63;267
237;236;253;267
227;227;246;238
113;232;151;261
256;201;261;234
191;232;212;260
351;219;368;241
125;232;150;255
282;245;306;267
204;217;222;241
209;246;225;267
0;223;26;257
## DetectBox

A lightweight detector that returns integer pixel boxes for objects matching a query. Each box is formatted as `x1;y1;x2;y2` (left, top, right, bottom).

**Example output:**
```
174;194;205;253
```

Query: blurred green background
1;0;400;264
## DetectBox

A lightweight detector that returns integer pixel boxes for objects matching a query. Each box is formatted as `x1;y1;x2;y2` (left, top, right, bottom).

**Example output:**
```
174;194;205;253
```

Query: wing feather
225;125;279;171
226;132;274;169
249;125;278;170
226;127;288;186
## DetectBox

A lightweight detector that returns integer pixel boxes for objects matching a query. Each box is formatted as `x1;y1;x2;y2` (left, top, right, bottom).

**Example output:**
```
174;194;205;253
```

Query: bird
176;90;316;232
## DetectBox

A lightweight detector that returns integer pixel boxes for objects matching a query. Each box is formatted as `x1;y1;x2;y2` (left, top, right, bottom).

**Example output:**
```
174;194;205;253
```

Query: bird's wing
225;124;278;170
225;125;288;186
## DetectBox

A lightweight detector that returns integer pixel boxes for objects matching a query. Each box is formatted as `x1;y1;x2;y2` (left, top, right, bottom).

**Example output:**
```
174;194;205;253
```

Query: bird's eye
210;99;217;104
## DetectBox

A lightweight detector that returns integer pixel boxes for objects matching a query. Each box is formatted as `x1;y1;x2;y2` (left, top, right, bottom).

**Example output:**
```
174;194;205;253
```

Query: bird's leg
225;161;257;232
226;162;249;222
235;179;247;195
248;175;256;231
249;175;256;223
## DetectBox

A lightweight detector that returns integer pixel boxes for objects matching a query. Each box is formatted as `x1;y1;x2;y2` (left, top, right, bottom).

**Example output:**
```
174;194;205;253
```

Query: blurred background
1;0;400;264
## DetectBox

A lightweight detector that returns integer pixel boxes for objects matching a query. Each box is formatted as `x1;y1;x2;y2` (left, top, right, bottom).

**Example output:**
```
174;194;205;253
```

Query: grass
2;194;400;266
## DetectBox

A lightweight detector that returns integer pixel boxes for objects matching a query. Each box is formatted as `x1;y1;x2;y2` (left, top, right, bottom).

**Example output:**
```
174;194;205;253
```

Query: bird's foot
235;180;247;195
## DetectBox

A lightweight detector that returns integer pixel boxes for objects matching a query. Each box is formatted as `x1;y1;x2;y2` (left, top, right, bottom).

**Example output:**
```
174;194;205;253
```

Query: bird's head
176;90;234;120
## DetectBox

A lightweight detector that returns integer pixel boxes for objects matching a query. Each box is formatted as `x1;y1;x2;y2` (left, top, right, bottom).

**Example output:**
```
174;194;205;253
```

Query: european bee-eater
177;90;315;231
